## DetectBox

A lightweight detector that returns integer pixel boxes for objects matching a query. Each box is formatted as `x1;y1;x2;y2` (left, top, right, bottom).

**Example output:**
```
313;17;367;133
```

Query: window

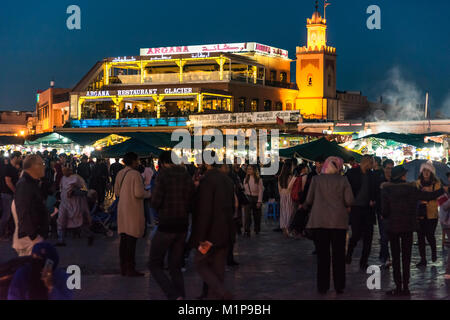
286;101;293;110
258;68;265;79
275;102;283;111
251;99;259;112
264;100;272;111
238;97;246;112
270;70;276;81
280;72;287;83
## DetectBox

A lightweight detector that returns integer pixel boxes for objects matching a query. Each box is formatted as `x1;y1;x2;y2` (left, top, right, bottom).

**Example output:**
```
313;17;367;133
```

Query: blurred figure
191;159;235;300
381;165;445;296
0;151;22;240
278;160;296;237
56;167;92;247
90;158;109;207
243;165;264;237
304;157;354;294
115;152;151;277
7;242;72;300
415;161;440;267
13;155;47;256
149;151;194;300
375;159;394;268
110;158;124;190
76;155;91;186
345;155;377;271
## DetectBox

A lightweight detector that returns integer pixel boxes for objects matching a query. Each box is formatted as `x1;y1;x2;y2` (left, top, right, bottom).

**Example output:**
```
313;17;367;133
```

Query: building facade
35;5;372;133
36;87;71;133
0;111;34;136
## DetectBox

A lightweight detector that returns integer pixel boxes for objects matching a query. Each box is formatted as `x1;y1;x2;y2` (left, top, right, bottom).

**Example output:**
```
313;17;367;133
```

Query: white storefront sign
83;88;194;97
189;111;300;126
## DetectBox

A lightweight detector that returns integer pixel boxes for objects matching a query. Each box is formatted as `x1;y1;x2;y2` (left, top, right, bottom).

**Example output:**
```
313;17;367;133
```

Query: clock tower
296;1;337;119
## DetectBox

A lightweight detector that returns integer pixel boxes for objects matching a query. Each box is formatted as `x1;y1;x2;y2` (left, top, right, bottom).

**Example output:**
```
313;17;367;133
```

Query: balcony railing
111;72;297;89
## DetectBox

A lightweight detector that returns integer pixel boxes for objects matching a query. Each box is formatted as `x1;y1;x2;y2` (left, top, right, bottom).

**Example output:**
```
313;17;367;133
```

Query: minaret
295;1;337;119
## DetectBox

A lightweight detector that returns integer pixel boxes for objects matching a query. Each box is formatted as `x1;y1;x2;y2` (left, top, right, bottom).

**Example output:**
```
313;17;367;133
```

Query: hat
391;165;408;181
420;160;436;175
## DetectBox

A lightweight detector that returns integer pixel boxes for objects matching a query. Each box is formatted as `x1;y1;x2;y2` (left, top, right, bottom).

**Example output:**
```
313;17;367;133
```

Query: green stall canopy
355;132;444;148
279;138;362;162
94;138;163;158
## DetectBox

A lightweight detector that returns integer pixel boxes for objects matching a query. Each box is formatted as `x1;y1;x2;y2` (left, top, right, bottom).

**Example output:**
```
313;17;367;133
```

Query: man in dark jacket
375;159;394;268
89;158;109;206
345;155;377;270
190;161;235;300
381;165;446;296
149;151;195;300
76;155;91;185
14;155;48;254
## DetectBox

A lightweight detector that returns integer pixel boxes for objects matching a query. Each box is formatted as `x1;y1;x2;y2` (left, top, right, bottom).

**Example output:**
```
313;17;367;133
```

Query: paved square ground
1;220;449;300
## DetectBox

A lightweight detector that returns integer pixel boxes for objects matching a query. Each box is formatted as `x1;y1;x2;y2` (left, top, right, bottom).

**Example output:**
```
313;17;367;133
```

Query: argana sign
140;42;289;59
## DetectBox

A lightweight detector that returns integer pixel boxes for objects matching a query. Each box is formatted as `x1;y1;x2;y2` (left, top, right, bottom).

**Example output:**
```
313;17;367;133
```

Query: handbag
416;202;428;219
237;180;251;206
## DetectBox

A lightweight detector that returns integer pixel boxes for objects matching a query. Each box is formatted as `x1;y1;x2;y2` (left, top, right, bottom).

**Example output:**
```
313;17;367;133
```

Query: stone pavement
1;220;450;300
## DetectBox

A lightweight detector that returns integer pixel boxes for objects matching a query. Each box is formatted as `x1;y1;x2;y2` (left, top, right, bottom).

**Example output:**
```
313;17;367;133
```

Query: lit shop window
275;102;283;110
251;99;259;112
264;100;272;111
286;101;293;110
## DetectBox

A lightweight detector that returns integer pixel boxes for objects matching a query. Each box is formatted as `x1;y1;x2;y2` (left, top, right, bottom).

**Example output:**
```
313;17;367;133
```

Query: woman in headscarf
56;167;92;246
304;156;354;295
415;161;440;267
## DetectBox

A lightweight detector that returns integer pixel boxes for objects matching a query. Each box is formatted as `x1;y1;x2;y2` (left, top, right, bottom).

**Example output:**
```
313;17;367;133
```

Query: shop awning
94;138;162;158
25;132;111;146
355;132;444;148
119;132;179;148
279;137;362;162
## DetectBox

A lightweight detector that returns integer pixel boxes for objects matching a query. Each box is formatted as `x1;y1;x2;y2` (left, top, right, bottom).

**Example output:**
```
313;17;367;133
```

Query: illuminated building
36;84;71;133
295;4;369;120
36;2;373;133
67;42;299;130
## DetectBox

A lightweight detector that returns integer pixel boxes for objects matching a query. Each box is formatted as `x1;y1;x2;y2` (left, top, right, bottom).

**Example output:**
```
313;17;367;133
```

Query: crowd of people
1;147;450;299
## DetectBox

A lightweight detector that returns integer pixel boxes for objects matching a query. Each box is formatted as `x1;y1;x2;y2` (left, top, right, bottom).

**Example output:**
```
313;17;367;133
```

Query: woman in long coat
304;156;354;295
114;152;151;277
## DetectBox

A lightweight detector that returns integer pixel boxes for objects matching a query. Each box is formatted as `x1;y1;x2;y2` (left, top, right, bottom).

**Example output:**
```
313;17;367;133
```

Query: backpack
291;176;303;202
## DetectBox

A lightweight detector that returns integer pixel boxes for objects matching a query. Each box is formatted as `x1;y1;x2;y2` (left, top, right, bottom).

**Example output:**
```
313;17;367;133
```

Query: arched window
275;102;283;111
264;100;272;111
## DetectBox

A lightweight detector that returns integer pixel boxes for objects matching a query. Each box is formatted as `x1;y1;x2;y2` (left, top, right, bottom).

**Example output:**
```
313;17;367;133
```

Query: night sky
0;0;449;115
